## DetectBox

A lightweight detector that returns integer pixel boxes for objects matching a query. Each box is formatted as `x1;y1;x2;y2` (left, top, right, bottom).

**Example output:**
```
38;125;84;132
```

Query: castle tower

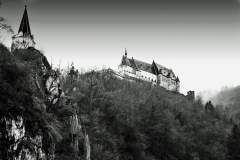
186;90;195;101
11;6;35;51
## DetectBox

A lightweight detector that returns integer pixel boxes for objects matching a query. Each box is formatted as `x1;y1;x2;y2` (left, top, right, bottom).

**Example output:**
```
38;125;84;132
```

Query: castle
118;49;180;92
11;6;181;93
11;6;35;51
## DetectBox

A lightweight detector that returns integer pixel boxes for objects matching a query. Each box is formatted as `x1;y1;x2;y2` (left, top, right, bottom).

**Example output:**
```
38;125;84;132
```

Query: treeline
60;65;240;160
1;42;240;159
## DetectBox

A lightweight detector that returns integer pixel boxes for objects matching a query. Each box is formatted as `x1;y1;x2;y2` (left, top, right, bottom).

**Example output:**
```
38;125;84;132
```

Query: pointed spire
125;48;127;57
176;76;180;82
18;5;31;35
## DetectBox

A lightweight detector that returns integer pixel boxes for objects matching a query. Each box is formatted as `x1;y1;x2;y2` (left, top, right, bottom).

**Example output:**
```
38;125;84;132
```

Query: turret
176;77;180;92
186;90;195;101
167;73;171;90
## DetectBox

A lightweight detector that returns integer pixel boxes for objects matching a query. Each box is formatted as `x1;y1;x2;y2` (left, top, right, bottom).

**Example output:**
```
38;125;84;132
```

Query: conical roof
18;6;31;35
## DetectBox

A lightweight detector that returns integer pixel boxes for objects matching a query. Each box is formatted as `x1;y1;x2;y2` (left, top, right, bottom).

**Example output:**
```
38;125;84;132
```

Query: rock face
0;47;90;160
85;133;91;160
45;70;61;105
1;113;46;159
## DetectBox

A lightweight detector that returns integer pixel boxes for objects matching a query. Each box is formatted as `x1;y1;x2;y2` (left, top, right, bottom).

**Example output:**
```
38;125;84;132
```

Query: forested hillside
0;43;240;160
60;64;238;159
0;44;86;159
210;86;240;125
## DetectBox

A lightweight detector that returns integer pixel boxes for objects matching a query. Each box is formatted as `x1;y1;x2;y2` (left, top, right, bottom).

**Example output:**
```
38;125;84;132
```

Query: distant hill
209;85;240;124
210;86;240;107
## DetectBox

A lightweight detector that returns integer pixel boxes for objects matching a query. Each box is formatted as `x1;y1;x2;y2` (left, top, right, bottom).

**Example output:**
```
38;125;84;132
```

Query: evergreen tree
227;124;240;160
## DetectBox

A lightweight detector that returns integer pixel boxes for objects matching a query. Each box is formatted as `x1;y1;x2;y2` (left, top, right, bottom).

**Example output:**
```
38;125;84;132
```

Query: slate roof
120;56;177;78
154;62;175;76
176;77;180;82
133;59;153;73
121;56;131;66
18;6;31;35
121;56;153;73
166;73;171;78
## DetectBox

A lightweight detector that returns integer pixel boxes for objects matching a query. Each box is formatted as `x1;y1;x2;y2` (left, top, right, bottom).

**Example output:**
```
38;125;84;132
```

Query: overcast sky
1;0;240;95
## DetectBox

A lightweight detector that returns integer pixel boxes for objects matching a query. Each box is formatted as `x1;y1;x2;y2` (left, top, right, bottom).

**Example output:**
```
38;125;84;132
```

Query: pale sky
1;0;240;95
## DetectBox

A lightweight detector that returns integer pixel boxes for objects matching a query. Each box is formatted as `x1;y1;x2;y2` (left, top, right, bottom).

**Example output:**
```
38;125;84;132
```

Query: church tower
11;6;35;51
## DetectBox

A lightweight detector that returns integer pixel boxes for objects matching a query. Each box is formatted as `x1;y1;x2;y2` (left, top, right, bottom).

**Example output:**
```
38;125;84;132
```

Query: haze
1;0;240;95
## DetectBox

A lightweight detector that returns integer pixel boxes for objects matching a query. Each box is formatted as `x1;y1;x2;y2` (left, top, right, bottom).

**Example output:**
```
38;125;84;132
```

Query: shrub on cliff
0;44;73;159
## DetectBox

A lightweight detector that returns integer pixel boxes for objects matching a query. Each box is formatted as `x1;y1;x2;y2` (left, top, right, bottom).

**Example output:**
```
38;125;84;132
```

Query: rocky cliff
0;44;90;160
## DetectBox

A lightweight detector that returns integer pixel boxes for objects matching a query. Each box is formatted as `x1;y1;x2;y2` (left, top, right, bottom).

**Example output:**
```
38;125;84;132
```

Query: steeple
18;5;31;35
11;6;35;51
125;48;127;57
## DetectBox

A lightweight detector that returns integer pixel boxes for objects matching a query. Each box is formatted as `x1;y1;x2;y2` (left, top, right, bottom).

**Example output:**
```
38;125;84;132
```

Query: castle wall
12;35;35;50
157;75;177;91
118;65;135;75
136;70;157;84
118;65;137;78
168;78;177;91
177;82;180;92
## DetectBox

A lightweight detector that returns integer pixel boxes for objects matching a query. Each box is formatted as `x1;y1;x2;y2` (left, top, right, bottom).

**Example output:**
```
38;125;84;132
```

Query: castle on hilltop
118;49;180;92
11;6;35;51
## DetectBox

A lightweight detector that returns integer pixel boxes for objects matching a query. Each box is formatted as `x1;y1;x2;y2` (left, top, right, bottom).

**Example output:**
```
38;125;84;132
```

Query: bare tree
0;1;14;40
0;17;14;34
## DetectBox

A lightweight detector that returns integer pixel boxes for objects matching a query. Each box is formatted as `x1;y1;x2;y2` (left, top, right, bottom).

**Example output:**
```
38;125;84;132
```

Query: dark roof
176;77;180;82
133;59;153;73
166;73;171;78
18;6;31;35
158;69;162;74
120;56;177;76
121;56;132;66
154;62;175;76
121;56;153;73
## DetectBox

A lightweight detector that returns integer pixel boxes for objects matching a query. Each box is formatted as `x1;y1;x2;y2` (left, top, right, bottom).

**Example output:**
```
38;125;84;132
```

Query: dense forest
1;43;240;160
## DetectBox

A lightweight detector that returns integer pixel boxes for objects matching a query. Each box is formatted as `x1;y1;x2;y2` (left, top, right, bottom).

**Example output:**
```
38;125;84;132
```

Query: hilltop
0;43;240;160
